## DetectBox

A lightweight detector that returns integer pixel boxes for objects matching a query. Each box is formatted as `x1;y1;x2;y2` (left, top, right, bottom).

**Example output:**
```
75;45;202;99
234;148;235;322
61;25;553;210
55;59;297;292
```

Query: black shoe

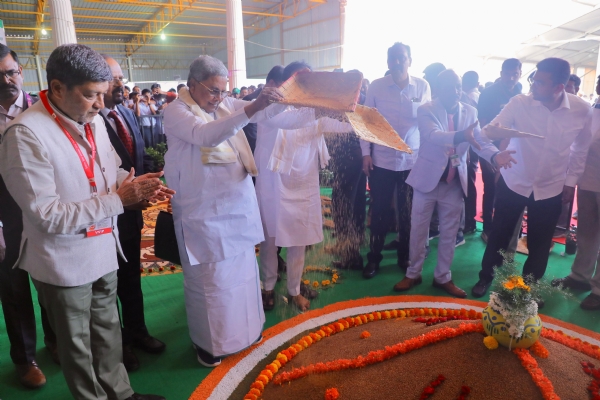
123;345;140;372
362;262;379;279
132;335;166;354
44;337;60;365
581;293;600;310
463;226;477;235
383;239;399;250
429;229;440;240
471;279;492;298
193;344;221;367
332;258;363;271
125;393;166;400
300;282;319;299
551;276;592;291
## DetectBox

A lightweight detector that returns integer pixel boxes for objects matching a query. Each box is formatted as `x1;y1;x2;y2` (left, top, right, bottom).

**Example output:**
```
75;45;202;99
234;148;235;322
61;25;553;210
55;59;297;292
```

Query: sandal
300;282;319;300
262;290;275;311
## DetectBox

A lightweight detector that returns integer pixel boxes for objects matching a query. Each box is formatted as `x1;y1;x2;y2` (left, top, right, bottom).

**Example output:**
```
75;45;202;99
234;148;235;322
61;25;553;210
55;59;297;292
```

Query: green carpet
1;221;599;399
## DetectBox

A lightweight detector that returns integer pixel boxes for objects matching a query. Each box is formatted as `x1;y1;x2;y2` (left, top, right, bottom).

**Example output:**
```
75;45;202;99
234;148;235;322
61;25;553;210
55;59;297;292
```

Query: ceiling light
41;28;47;35
160;33;166;40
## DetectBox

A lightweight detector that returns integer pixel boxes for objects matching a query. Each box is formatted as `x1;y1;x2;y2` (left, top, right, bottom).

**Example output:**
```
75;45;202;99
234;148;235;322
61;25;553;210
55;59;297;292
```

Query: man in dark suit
100;55;165;371
0;44;57;389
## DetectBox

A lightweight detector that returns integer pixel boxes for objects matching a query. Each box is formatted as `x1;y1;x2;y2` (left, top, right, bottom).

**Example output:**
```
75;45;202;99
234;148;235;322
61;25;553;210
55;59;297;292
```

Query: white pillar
35;54;44;91
225;0;246;90
49;0;77;47
339;0;347;69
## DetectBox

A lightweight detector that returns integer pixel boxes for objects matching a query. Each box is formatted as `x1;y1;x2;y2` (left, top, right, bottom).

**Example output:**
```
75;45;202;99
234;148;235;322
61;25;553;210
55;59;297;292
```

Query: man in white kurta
257;110;351;311
163;73;283;364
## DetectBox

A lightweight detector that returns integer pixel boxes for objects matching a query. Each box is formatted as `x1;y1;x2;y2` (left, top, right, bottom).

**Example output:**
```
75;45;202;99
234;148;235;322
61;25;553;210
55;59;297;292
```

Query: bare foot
290;294;310;312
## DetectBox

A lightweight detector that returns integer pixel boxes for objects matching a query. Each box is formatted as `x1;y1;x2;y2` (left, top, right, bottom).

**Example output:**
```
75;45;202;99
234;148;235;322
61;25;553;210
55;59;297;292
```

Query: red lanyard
39;90;98;193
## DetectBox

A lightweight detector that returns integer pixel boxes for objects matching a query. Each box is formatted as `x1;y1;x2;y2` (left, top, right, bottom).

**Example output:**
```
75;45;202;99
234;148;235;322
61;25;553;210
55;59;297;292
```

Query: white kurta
257;115;352;247
163;97;279;356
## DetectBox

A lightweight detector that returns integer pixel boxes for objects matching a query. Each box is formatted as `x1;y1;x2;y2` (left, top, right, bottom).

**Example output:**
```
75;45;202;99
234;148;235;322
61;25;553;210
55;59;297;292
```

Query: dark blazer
242;88;262;153
0;91;34;268
101;104;154;241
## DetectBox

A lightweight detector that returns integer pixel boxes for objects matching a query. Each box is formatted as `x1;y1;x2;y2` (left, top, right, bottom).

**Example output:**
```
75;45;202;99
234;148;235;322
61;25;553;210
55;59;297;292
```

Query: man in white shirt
551;75;600;310
361;42;431;279
472;57;593;299
0;44;57;389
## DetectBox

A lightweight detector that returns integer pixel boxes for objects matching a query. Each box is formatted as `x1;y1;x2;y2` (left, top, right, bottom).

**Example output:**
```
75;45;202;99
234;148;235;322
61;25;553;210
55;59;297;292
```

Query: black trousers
0;260;55;365
480;158;496;234
480;176;562;282
117;233;148;345
464;149;479;232
330;138;366;262
367;166;412;264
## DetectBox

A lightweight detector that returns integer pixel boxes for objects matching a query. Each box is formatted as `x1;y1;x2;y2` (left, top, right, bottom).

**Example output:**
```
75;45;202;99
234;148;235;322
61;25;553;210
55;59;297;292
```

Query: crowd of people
0;38;599;400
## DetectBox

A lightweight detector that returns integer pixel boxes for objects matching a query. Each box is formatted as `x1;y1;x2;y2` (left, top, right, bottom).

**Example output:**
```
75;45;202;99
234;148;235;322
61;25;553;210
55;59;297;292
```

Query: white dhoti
182;248;265;357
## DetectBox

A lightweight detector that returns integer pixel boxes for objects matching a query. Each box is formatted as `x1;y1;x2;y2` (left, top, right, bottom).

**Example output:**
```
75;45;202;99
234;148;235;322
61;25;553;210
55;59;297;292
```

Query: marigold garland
483;336;499;350
419;374;445;400
530;341;549;358
272;323;483;385
360;331;370;339
513;348;560;400
541;328;600;361
324;387;340;400
242;307;482;399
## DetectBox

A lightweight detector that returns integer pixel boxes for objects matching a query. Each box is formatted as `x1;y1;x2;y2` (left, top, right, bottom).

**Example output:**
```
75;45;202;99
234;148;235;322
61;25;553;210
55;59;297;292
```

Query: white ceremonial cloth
264;117;352;247
183;248;264;356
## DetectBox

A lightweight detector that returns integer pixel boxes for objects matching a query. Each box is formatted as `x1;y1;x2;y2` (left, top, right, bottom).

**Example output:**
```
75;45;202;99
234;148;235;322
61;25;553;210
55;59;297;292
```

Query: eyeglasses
197;81;228;99
0;70;20;80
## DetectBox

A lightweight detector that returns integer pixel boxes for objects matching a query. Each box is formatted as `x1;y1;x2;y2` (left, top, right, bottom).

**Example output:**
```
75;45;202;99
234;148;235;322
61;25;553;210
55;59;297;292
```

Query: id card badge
450;154;461;168
86;218;113;237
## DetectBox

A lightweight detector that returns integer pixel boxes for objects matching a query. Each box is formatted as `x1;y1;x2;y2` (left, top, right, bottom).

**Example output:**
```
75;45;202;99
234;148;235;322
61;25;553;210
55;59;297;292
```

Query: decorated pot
482;305;542;349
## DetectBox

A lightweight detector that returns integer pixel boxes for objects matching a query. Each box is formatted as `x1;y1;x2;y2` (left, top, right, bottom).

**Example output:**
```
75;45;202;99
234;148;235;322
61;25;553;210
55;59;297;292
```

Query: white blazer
407;99;497;195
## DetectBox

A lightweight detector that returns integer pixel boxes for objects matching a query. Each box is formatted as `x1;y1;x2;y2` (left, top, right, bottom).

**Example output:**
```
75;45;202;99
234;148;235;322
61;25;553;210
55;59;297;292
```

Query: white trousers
183;248;265;357
260;236;305;296
407;180;463;284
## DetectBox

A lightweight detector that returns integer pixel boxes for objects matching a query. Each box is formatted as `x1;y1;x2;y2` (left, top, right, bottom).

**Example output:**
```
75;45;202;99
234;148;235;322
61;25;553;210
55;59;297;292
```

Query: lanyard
39;90;98;194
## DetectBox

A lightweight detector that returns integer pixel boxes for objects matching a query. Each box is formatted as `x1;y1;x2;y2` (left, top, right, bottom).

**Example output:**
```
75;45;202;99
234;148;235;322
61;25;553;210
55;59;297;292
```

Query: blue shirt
360;74;431;171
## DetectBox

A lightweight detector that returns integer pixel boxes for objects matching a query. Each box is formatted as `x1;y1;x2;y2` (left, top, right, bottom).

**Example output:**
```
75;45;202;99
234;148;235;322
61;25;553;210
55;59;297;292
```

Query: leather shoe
16;361;46;389
551;276;592;291
125;393;166;400
433;280;467;298
581;293;600;311
471;279;492;298
132;335;166;354
362;262;379;279
393;276;422;292
123;345;140;372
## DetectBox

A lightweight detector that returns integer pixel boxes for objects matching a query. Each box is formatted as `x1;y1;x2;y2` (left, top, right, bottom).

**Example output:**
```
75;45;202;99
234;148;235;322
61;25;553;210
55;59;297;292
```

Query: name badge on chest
86;218;113;237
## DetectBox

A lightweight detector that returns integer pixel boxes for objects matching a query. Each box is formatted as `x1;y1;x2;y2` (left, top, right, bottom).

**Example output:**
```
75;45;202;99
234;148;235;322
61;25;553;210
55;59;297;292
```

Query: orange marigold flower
375;311;382;320
249;388;261;396
256;374;269;385
276;352;288;363
360;331;371;339
304;335;314;345
293;343;303;352
243;394;258;400
266;363;278;374
399;310;406;318
260;369;273;380
354;317;363;325
483;336;499;350
367;313;375;321
530;341;549;358
391;309;398;318
312;281;319;288
299;340;309;348
360;315;368;323
303;279;310;285
325;387;340;400
383;310;391;319
250;381;264;391
273;359;282;369
335;322;345;332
